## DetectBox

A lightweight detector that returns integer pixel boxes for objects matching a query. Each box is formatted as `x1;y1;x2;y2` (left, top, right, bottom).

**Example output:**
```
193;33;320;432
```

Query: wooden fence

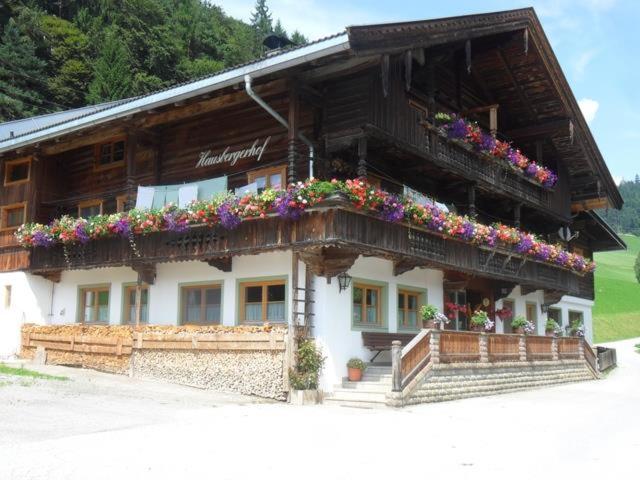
22;329;287;357
439;331;480;363
487;334;520;362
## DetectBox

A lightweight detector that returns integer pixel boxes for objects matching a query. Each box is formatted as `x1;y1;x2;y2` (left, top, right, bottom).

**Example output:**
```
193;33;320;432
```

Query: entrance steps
401;362;594;406
324;364;392;408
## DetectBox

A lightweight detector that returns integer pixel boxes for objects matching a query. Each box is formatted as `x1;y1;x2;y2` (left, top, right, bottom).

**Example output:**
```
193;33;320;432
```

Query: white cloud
578;98;599;124
612;175;623;186
573;49;598;78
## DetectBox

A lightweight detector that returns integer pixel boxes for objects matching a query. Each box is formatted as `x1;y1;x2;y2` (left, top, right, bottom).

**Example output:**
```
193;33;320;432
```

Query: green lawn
593;234;640;342
0;363;68;381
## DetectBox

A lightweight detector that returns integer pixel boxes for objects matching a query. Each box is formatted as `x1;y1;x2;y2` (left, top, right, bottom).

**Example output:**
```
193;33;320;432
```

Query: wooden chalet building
0;9;624;393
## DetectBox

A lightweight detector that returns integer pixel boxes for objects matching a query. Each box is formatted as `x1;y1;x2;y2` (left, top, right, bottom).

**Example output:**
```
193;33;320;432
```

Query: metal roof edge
0;32;349;154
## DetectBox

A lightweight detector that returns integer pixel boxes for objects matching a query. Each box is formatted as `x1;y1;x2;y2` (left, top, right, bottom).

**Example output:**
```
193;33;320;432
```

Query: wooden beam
357;137;367;178
504;118;571;141
131;263;156;285
381;54;390;97
206;257;232;272
571;197;609;213
42;126;127;155
495;48;537;121
140;79;288;128
298;246;359;280
287;83;299;184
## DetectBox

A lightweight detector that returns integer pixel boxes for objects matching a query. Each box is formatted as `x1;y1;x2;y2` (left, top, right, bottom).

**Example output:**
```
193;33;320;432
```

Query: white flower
302;199;308;205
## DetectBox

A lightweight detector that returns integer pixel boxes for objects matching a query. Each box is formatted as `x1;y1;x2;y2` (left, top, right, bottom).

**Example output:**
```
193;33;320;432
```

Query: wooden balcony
28;201;588;298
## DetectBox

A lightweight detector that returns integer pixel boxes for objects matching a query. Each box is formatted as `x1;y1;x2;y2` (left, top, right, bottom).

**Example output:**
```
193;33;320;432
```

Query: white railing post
479;333;489;363
551;337;559;361
391;340;402;392
430;330;440;364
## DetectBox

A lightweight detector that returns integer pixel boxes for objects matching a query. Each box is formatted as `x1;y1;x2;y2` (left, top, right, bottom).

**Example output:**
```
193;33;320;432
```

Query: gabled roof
0;8;621;210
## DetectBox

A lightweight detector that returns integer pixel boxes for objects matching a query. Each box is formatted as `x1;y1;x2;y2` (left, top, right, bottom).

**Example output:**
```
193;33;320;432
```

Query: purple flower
460;220;475;241
74;223;89;244
447;118;468;139
555;250;569;266
507;148;519;166
486;228;498;247
274;192;305;220
525;163;537;177
32;230;54;248
163;211;188;233
217;202;241;230
478;133;496;153
534;243;551;261
380;195;405;223
515;233;533;254
112;217;131;237
543;173;558;188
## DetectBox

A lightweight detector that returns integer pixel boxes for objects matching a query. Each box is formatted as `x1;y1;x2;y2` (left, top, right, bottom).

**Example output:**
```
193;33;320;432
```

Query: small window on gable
248;165;286;194
95;138;126;169
0;203;26;230
4;157;31;186
78;199;103;218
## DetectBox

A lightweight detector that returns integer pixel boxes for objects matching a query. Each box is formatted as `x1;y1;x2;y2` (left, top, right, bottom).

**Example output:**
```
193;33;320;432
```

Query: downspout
244;74;314;178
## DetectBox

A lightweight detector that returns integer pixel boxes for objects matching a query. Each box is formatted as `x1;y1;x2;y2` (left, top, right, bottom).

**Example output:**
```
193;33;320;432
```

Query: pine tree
635;174;639;184
273;19;286;38
86;28;133;104
290;30;308;45
0;18;47;121
250;0;273;53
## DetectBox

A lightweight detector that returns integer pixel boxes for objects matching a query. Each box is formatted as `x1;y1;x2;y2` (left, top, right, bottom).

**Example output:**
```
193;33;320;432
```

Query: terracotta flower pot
545;330;555;337
514;327;525;334
471;324;484;332
348;367;363;382
422;319;436;329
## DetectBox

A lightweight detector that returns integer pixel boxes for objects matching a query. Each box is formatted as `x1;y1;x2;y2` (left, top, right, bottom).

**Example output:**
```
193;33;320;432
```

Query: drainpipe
244;74;314;178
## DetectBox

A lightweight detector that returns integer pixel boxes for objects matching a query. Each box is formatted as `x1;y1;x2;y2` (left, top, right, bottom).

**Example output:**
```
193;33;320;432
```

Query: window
123;285;149;324
248;165;286;194
353;283;384;327
116;194;133;213
180;284;222;325
78;199;103;218
79;286;110;323
0;203;26;230
500;299;515;333
398;289;425;330
446;290;468;331
526;302;538;332
95;138;126;169
569;311;584;325
3;285;11;309
239;279;286;323
4;157;31;186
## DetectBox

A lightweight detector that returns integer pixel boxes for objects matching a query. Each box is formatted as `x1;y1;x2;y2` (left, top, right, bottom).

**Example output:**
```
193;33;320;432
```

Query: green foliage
0;363;68;381
86;28;133;103
545;318;557;331
511;315;527;328
289;338;324;390
420;304;439;321
599;178;640;236
470;309;489;326
635;250;640;284
593;234;640;342
346;357;365;370
0;18;47;121
0;0;307;120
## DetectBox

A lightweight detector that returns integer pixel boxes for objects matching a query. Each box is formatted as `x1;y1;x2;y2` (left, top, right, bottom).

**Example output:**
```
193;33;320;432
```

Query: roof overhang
576;211;626;252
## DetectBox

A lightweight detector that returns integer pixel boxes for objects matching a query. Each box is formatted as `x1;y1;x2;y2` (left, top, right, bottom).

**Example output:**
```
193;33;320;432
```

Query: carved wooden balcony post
430;330;440;364
552;336;559;361
391;340;402;392
519;335;527;362
357;137;367;178
479;333;489;362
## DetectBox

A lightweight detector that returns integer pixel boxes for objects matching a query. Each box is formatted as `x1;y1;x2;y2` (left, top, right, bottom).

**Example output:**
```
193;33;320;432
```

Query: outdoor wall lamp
337;272;352;292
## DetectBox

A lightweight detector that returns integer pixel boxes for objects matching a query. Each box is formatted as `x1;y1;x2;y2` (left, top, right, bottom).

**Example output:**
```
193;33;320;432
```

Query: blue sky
216;0;640;183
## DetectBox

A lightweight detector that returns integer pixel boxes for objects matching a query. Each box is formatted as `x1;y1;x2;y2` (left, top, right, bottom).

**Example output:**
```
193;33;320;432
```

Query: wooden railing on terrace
392;330;597;392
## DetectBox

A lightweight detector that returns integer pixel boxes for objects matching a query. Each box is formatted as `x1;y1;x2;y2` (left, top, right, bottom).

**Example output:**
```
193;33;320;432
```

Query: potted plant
347;357;366;381
545;319;562;336
420;304;449;329
289;338;325;405
511;315;536;335
470;309;494;332
570;319;585;337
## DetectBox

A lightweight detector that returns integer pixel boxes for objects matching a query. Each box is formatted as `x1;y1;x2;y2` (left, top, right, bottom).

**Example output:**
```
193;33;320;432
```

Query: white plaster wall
313;256;444;391
0;272;53;358
494;289;594;343
494;286;547;335
49;251;293;326
550;295;594;344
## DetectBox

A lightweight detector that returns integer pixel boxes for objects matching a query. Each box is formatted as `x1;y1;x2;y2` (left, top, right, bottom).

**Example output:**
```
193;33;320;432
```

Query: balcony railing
29;203;588;298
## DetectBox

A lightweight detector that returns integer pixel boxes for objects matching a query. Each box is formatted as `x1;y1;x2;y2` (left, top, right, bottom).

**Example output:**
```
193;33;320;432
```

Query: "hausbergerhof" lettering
195;137;271;168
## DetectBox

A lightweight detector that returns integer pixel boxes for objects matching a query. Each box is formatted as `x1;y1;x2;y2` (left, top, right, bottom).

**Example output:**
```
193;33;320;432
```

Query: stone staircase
401;361;595;406
324;364;392;408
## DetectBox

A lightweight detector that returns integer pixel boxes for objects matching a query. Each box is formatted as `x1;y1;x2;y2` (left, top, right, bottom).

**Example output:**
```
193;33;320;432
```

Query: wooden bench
361;332;417;362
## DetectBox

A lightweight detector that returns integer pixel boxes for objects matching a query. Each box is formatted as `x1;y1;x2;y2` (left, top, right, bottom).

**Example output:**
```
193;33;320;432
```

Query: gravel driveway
1;338;638;480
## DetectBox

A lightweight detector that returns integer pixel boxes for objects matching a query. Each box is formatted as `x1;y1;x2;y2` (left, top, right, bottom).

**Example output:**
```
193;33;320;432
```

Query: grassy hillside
593;234;640;342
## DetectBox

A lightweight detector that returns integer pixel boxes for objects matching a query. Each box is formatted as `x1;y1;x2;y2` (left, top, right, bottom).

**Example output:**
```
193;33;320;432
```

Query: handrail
582;339;598;375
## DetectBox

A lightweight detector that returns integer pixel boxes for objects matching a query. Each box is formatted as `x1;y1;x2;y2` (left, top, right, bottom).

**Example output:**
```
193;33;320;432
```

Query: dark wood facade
0;8;622;303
